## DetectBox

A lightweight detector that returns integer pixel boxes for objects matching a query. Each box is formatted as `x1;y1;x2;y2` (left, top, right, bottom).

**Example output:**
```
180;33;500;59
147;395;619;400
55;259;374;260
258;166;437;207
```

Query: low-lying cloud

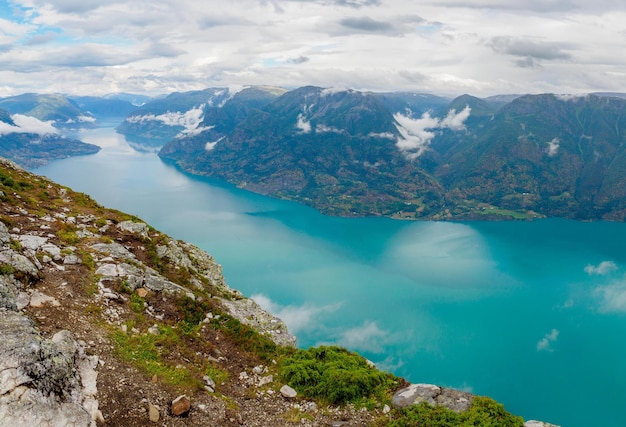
545;137;560;156
126;106;206;137
394;106;471;159
0;114;59;136
536;328;559;352
126;106;204;127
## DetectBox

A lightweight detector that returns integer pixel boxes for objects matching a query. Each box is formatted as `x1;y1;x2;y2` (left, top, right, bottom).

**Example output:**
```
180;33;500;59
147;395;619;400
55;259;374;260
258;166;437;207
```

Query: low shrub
387;396;524;427
280;345;397;405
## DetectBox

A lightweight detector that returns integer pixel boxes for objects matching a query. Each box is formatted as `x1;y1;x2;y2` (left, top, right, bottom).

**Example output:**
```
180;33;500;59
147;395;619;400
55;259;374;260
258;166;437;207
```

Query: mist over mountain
115;87;285;150
0;93;96;129
0;106;100;168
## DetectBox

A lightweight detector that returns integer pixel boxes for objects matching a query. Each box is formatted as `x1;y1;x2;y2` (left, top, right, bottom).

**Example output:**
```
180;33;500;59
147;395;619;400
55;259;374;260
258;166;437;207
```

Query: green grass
110;325;203;392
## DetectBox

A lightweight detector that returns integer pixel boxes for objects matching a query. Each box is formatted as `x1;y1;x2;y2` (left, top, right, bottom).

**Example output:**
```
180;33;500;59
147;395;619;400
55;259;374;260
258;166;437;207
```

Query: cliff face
0;157;559;427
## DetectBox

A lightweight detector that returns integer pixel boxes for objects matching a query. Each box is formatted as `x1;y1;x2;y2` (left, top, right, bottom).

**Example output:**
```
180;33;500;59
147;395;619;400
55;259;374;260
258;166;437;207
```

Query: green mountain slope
160;86;446;218
155;87;626;221
433;94;626;219
0;93;94;127
116;87;285;149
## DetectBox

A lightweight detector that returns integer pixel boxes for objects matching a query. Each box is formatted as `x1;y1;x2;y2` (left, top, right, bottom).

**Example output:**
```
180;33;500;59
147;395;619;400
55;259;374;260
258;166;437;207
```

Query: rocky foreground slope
0;158;557;426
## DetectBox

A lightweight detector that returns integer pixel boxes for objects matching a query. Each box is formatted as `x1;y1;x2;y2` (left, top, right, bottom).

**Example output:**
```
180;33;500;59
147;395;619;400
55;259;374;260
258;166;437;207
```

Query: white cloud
204;135;224;151
295;113;312;133
65;114;96;124
394;106;471;159
536;328;559;352
367;132;394;139
0;114;59;136
126;106;207;138
440;105;471;130
316;123;341;133
251;293;340;334
585;261;618;276
545;137;560;156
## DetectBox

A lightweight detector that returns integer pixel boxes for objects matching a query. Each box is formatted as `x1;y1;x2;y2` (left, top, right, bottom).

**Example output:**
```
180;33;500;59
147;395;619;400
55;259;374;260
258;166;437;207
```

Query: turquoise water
35;126;626;427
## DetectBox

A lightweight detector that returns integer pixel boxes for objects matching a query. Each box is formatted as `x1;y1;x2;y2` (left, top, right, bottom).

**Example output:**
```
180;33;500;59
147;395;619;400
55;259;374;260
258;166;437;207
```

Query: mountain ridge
155;87;626;221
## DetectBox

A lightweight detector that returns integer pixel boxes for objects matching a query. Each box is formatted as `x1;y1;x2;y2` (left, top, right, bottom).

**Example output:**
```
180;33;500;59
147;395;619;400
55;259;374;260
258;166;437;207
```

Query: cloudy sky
1;0;625;97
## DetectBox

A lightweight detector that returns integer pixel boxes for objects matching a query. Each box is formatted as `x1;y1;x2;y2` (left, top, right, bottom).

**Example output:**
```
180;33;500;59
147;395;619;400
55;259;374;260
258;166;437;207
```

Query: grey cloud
146;43;186;58
340;17;393;33
287;56;309;64
285;0;380;7
424;0;626;14
24;32;58;46
334;14;428;36
199;16;249;29
28;0;121;14
489;36;574;67
515;57;541;69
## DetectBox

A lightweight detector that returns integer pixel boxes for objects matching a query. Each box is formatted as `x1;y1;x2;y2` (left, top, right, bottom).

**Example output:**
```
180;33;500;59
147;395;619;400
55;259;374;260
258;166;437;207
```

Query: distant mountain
70;95;145;121
0;107;100;168
116;86;286;151
0;93;96;128
158;87;626;221
371;92;450;115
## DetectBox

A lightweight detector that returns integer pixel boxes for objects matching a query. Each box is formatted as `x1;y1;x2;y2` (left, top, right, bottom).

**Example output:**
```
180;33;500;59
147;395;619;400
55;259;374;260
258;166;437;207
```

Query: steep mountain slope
162;88;626;221
0;93;95;128
116;86;285;150
161;86;447;218
432;94;626;219
0;107;100;168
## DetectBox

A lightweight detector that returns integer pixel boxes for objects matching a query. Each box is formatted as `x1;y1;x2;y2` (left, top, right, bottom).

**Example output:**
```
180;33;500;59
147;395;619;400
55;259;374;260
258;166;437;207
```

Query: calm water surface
35;126;626;427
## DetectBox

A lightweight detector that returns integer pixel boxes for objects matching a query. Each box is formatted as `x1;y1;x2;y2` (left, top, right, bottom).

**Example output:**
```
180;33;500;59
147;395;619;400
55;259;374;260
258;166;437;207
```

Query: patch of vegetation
280;346;398;406
8;239;22;252
56;223;80;245
212;313;280;362
205;363;229;387
110;325;204;392
0;263;15;275
385;397;524;427
0;171;15;188
78;250;95;270
129;293;145;313
177;295;212;332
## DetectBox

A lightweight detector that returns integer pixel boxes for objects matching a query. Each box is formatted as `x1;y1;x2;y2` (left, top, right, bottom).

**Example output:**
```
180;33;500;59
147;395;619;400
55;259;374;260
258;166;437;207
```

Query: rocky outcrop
391;383;473;413
391;383;561;427
0;240;101;426
218;297;297;347
524;421;560;427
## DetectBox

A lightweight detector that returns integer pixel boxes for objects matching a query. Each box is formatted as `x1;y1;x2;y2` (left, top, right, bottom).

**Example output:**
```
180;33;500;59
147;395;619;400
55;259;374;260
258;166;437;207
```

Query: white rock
29;291;60;307
18;235;47;250
95;263;118;276
280;385;297;398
